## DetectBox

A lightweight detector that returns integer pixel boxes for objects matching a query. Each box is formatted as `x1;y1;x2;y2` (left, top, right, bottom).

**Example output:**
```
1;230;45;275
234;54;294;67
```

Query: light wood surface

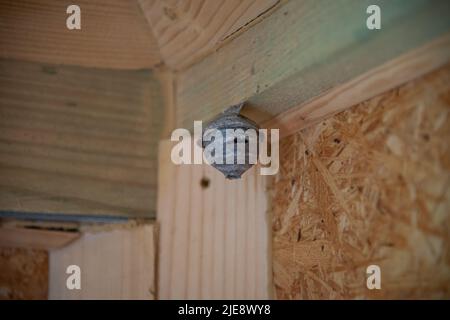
0;0;161;69
0;227;80;250
138;0;279;71
0;59;163;218
264;34;450;138
174;0;450;129
49;224;157;299
157;140;272;299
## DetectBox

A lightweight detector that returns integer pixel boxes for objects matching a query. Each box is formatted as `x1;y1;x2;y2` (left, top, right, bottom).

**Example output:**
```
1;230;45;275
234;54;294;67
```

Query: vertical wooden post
157;140;272;299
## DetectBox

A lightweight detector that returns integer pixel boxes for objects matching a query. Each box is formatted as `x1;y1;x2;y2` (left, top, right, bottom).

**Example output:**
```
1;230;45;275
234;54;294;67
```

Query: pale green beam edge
176;0;450;128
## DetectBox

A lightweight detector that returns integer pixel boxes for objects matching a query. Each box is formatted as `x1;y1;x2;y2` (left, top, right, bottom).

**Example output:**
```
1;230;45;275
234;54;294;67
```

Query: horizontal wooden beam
175;0;450;129
0;227;80;250
0;0;161;69
138;0;280;71
265;33;450;138
0;59;163;218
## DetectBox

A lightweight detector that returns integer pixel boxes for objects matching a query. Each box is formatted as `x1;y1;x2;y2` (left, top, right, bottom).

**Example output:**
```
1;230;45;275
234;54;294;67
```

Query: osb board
139;0;279;70
0;0;161;69
0;59;163;218
272;65;450;299
0;247;48;300
49;224;156;299
158;141;271;299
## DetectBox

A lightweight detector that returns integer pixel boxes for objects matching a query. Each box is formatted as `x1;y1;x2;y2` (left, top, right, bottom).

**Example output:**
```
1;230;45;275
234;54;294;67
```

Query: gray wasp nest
200;103;259;179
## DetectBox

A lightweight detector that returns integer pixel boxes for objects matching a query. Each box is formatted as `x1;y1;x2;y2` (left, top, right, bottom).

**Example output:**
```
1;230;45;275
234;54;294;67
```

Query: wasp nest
200;103;259;179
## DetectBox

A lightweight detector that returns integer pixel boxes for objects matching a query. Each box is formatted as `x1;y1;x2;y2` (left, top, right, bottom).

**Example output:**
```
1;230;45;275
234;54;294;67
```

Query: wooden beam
157;140;272;299
0;59;163;218
49;224;157;299
0;227;80;250
174;0;450;129
265;34;450;138
138;0;280;71
0;0;161;69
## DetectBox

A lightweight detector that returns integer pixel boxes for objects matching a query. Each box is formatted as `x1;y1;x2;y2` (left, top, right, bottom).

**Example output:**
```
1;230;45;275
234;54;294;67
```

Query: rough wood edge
0;227;80;250
155;68;177;139
264;33;450;138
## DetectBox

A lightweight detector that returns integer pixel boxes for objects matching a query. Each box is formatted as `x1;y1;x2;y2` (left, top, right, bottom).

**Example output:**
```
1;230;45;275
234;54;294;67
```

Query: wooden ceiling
0;0;279;70
0;0;161;69
139;0;279;70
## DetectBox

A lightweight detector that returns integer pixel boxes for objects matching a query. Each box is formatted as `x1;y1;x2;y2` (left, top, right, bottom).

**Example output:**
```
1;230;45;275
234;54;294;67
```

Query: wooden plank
186;163;203;298
49;224;156;299
0;227;80;250
255;171;271;299
210;164;226;299
272;64;450;299
223;177;237;299
138;0;279;70
200;165;216;298
155;68;177;138
156;141;177;299
265;33;450;138
0;59;163;218
0;0;161;69
157;140;271;299
174;0;450;129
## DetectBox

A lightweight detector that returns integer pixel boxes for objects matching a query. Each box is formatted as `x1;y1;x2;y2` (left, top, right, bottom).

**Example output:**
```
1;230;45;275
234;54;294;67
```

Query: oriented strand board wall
272;65;450;299
0;247;48;299
49;224;156;299
158;141;271;299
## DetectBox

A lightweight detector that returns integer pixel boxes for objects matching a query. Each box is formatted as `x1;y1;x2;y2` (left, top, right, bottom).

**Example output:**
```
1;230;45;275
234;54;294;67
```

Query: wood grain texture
0;227;80;250
0;59;163;218
49;224;156;299
158;140;271;299
264;34;450;138
0;247;48;299
0;0;161;69
175;0;450;129
155;68;177;138
139;0;279;71
272;65;450;299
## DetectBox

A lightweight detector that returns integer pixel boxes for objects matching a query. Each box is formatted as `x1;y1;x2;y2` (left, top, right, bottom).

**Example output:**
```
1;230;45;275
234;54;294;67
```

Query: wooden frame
1;0;449;300
0;226;80;250
265;34;450;138
173;0;450;129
